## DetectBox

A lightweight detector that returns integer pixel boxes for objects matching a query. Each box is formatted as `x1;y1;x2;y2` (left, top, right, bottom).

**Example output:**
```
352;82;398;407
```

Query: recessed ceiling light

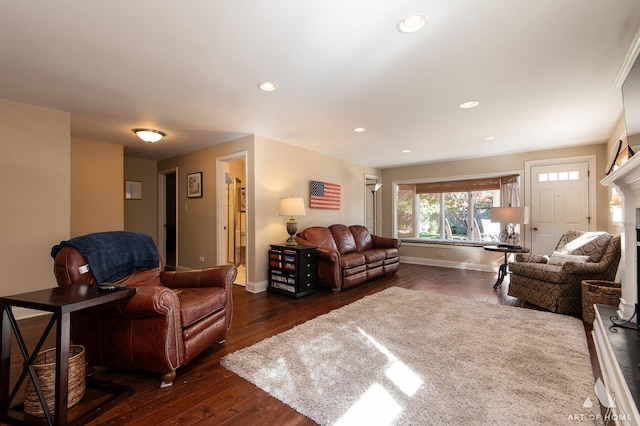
484;136;496;141
398;15;426;33
401;149;412;153
258;82;277;92
458;100;479;109
353;127;366;133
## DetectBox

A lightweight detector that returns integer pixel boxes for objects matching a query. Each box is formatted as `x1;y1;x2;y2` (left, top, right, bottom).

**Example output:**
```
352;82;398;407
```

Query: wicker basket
24;345;86;417
581;280;621;324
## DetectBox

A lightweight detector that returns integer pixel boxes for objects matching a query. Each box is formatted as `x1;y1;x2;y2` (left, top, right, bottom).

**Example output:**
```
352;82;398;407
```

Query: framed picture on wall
187;172;203;198
125;180;142;200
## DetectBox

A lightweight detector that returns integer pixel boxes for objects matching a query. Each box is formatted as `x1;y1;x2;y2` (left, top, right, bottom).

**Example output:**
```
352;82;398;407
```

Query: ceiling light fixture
401;149;412;153
132;128;166;143
258;82;278;92
458;100;479;109
484;136;496;141
398;15;426;33
353;127;366;133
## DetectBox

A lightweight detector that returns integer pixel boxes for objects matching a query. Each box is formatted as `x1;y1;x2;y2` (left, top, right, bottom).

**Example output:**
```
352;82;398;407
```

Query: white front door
529;161;591;254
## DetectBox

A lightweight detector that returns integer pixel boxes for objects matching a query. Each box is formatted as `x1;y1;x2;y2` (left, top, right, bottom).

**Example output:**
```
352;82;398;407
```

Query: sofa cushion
330;224;358;255
379;248;399;259
340;252;366;269
297;227;338;252
349;225;374;251
361;249;385;263
547;251;589;266
174;287;227;328
367;260;384;269
342;263;367;277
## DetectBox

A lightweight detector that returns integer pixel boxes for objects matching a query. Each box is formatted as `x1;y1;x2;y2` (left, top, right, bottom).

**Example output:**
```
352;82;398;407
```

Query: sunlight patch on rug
221;287;599;425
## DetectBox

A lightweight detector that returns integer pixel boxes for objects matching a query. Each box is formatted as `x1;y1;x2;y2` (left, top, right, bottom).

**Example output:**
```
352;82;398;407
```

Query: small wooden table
483;245;530;289
0;285;135;425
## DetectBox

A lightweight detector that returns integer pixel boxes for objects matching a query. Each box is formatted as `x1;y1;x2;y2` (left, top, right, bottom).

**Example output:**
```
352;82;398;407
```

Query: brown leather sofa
51;231;235;385
294;224;400;292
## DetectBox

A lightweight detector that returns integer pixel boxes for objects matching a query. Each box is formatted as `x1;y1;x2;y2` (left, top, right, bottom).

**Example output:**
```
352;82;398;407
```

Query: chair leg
161;371;176;387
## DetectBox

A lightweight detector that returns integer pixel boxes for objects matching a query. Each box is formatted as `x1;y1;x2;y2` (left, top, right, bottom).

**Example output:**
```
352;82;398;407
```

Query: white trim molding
614;25;640;88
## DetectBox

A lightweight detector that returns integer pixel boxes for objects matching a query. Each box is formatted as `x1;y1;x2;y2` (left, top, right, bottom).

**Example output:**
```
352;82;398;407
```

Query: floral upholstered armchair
508;230;621;314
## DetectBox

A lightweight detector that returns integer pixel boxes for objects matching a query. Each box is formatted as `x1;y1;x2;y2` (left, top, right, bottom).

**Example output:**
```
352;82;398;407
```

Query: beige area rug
221;287;599;425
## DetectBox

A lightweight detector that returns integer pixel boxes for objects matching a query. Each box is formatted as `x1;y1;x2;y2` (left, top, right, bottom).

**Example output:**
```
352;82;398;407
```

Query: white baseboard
246;280;268;293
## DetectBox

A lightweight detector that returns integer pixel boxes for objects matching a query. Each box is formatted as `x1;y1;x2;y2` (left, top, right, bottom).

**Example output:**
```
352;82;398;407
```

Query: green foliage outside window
397;187;498;240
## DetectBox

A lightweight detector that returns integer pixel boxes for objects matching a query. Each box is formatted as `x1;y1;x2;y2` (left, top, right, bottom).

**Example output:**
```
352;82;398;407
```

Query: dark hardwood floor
2;264;600;425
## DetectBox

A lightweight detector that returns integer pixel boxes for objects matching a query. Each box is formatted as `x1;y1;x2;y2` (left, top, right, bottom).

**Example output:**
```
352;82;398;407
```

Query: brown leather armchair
51;231;235;385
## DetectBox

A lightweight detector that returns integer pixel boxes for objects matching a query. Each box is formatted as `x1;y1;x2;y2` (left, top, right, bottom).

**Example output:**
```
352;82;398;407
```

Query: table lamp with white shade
279;196;306;246
490;206;528;247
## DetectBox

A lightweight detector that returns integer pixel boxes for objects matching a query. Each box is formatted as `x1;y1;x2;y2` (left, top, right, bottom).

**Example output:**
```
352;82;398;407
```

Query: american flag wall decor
309;180;341;210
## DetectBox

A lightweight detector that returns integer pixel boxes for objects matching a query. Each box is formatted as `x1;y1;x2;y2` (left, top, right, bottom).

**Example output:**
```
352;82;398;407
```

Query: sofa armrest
562;261;607;274
372;235;400;249
160;265;236;290
313;247;339;263
514;253;547;263
87;286;180;319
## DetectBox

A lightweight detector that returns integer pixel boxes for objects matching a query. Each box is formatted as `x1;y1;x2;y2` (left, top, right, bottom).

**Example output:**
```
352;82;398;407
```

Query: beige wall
253;135;380;291
70;139;123;236
0;99;70;300
158;135;254;274
382;143;609;269
0;94;624;312
158;134;379;292
1;96;618;302
124;156;158;242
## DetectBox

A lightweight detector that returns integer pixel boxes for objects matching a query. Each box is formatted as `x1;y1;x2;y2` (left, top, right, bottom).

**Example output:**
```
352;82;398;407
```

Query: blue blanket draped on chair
51;231;160;283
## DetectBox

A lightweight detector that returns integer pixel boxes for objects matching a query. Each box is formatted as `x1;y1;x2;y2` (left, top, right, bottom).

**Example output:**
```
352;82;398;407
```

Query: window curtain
499;175;522;244
410;174;519;195
500;175;520;207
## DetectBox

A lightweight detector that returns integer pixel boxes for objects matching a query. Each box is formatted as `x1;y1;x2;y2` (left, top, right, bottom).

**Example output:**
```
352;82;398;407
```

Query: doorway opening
158;168;177;270
217;153;247;286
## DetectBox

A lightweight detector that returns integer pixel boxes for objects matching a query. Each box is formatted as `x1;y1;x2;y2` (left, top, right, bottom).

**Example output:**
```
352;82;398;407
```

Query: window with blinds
396;174;519;241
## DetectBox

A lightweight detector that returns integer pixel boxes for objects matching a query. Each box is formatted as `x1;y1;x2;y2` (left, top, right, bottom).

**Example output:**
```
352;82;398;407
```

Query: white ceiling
1;1;639;168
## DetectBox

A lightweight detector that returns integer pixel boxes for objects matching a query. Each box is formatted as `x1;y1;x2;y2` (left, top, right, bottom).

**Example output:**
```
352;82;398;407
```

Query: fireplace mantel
596;154;640;424
601;153;640;320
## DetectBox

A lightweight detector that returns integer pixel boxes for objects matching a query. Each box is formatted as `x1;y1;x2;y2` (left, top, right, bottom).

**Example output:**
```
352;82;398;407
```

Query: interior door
529;161;590;254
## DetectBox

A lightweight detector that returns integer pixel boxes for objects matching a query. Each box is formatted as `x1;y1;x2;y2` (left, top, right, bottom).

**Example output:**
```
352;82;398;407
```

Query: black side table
1;285;135;425
483;245;530;289
268;245;316;298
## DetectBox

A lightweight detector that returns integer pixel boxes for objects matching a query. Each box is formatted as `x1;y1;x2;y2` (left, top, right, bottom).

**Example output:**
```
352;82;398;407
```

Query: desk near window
0;285;135;426
483;245;530;289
